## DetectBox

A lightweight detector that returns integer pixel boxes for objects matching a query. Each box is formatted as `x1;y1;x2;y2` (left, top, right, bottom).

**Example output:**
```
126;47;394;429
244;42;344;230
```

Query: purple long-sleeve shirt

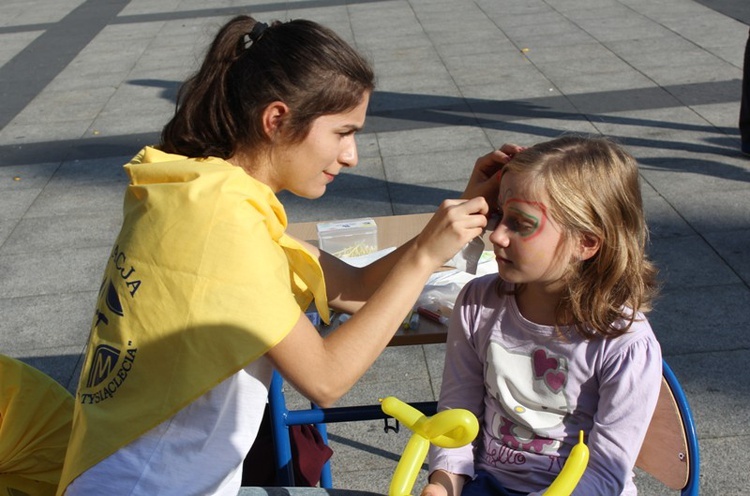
428;275;662;495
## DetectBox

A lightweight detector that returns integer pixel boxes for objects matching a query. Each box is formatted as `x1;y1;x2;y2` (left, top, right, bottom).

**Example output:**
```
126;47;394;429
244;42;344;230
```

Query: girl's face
489;170;573;291
269;93;370;199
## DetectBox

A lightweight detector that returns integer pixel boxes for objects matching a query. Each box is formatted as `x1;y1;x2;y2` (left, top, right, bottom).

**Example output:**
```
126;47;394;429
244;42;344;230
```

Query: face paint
502;199;548;241
492;170;570;290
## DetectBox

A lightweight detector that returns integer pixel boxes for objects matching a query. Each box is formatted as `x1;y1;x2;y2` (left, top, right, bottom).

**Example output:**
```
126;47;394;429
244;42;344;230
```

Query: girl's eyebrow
507;205;538;221
503;197;546;211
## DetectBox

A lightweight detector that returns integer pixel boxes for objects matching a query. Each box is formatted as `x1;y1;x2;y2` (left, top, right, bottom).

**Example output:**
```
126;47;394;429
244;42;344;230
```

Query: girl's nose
489;224;510;248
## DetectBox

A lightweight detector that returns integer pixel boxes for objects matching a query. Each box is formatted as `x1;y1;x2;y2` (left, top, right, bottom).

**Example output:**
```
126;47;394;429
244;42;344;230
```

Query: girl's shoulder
611;312;657;343
456;275;513;329
460;274;509;302
597;312;661;364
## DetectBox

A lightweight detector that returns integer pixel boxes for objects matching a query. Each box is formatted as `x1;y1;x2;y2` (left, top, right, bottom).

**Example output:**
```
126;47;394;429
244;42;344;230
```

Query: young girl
58;15;518;496
423;136;662;496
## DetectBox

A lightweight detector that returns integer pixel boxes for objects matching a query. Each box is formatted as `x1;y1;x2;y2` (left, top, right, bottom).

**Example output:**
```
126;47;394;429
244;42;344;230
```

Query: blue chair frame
269;360;699;493
268;371;436;488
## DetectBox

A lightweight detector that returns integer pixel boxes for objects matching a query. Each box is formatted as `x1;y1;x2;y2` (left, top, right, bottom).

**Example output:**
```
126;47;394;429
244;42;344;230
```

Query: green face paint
503;199;547;240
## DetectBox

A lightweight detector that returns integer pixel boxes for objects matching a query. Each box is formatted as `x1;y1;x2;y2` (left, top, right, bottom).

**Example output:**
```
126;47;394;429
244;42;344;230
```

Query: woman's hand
461;143;526;210
413;197;489;270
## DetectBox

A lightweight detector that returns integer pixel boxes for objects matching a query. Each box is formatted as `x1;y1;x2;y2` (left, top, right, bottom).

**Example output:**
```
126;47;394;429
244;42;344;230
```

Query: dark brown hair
160;16;375;159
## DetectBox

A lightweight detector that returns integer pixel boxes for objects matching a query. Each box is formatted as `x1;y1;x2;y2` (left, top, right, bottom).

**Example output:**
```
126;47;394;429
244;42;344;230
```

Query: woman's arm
295;234;421;315
298;145;522;314
267;198;488;407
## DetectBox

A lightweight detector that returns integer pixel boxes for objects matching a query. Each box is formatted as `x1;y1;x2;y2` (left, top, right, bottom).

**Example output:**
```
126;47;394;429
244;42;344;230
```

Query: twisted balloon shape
380;397;589;496
380;396;479;496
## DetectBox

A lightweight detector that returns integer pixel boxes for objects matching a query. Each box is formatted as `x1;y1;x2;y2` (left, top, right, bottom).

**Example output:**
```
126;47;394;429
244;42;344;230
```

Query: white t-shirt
66;358;273;496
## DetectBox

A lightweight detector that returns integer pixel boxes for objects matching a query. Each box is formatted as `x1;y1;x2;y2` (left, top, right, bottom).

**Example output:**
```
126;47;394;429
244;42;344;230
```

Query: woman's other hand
461;143;526;210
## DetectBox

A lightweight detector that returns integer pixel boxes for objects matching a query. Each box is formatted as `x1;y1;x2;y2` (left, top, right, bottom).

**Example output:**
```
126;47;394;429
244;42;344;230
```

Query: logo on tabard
95;279;124;327
105;279;124;316
80;245;142;404
86;344;121;388
80;343;138;404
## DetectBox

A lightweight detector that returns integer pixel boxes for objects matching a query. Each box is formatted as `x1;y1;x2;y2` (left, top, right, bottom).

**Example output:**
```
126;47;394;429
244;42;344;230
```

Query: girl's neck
515;284;564;326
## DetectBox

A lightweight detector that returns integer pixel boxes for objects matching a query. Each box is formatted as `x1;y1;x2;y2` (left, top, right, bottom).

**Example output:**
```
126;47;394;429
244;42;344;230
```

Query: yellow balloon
543;430;590;496
379;397;479;496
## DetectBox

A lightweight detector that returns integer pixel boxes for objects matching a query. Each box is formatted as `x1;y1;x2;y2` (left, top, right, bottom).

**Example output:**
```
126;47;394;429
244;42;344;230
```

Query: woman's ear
578;233;601;261
261;101;289;139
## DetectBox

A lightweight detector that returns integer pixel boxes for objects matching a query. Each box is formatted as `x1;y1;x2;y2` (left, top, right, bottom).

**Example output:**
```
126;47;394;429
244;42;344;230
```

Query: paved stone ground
1;0;749;494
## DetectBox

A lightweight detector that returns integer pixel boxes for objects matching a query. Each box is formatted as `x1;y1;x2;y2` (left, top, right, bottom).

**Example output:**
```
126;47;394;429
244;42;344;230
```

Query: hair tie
245;22;269;48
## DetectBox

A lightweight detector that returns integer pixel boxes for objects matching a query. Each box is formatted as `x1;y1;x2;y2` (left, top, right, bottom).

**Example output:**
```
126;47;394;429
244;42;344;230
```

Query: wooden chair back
635;376;690;490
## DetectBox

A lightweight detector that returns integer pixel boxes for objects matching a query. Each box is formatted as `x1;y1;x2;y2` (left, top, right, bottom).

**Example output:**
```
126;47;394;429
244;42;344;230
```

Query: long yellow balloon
543;430;590;496
380;397;479;496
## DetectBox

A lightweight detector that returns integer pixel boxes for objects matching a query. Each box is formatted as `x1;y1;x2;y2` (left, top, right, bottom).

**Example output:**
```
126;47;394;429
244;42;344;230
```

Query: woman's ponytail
159;15;374;160
161;16;262;158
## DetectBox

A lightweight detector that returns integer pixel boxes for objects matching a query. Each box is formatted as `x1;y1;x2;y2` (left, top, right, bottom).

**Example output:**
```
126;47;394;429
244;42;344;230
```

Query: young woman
423;136;662;496
58;15;518;496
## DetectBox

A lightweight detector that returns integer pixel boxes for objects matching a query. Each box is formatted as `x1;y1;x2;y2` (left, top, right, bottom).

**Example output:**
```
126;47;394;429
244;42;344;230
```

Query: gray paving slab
649;235;742;290
0;292;95;353
1;0;749;494
650;284;750;354
0;246;110;299
705;229;750;284
0;187;42;220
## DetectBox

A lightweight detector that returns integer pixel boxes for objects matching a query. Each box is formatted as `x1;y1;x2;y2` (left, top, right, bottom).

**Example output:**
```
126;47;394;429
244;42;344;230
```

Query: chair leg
311;404;333;488
269;371;295;485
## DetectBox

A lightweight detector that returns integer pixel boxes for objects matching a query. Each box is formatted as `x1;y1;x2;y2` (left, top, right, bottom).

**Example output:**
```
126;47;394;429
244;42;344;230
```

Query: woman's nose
340;138;358;168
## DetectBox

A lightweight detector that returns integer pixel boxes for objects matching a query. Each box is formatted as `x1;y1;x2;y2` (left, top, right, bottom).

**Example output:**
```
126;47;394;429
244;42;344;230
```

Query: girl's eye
502;206;541;236
487;209;502;230
516;222;535;234
502;215;535;236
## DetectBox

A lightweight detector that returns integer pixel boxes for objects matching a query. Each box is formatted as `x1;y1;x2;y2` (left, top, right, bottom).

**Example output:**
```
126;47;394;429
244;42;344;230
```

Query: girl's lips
496;255;512;265
323;172;336;182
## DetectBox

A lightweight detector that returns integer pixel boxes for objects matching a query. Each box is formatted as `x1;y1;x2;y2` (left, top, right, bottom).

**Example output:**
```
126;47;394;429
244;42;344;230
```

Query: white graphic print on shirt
485;342;569;457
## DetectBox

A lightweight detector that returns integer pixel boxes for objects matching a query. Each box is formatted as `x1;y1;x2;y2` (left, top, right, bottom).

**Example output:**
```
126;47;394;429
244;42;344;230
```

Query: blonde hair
503;135;658;339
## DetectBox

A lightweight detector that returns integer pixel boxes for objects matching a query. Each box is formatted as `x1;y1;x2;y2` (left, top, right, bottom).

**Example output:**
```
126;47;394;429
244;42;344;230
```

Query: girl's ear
578;233;601;261
261;101;290;139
